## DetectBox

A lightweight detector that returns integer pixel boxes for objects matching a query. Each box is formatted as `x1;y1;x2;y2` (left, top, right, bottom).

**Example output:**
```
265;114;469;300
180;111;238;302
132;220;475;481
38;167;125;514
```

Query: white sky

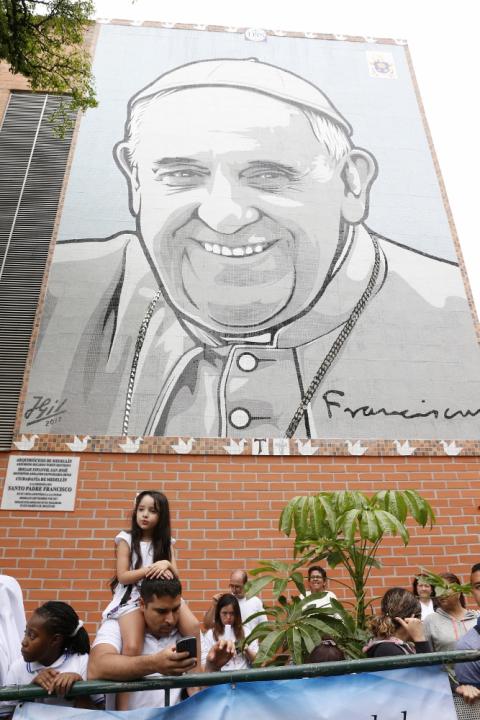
94;0;480;317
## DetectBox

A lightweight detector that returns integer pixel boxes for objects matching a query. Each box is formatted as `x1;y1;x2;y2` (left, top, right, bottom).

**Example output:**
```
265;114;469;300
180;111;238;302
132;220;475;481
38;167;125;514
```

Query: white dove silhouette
346;440;368;456
296;439;319;456
393;440;417;456
65;435;91;452
171;438;195;454
440;440;463;456
13;434;38;451
223;439;247;455
118;437;142;453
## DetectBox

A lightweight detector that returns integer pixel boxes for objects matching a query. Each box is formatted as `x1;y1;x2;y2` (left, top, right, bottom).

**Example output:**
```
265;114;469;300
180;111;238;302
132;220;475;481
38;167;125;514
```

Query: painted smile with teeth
200;239;278;257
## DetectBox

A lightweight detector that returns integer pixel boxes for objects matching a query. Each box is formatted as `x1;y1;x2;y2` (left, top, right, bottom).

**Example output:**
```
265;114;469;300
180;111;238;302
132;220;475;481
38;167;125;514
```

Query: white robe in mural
22;225;480;439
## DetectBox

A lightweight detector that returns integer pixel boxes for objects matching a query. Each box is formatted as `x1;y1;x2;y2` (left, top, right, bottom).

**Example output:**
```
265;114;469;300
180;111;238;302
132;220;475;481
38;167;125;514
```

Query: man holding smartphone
88;578;198;710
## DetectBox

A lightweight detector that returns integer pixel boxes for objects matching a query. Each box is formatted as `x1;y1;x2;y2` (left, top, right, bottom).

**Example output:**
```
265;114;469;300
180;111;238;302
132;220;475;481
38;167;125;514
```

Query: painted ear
340;149;377;224
114;141;141;216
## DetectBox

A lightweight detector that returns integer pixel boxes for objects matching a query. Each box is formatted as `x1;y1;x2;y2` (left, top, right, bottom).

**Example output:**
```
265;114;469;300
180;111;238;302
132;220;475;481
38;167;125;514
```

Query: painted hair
120;88;352;171
110;490;172;593
368;588;421;640
35;601;90;655
214;593;244;642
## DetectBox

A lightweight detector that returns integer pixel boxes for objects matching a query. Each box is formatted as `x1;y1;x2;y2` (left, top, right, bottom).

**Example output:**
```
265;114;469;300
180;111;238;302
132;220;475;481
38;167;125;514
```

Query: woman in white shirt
202;594;258;671
303;566;337;609
412;575;436;620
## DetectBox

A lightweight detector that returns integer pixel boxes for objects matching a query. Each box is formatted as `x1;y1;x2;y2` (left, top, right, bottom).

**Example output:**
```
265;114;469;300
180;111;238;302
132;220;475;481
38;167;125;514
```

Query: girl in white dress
104;490;198;710
4;601;102;713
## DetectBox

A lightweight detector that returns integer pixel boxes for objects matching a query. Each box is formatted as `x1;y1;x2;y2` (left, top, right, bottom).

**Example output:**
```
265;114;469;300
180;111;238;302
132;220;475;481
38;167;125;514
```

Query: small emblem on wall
367;51;397;79
245;28;267;42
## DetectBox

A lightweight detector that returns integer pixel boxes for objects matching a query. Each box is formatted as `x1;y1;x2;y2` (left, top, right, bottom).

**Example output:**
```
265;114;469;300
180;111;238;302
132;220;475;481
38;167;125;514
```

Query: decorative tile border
10;433;480;456
93;18;407;47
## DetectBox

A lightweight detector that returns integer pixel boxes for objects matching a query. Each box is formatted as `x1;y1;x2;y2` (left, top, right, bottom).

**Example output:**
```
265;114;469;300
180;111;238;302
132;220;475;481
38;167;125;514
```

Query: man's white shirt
237;596;267;628
93;619;182;710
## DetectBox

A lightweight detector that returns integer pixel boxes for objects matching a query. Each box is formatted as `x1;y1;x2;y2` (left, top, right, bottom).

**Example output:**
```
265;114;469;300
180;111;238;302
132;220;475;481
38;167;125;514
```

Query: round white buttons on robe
229;408;251;428
237;352;258;372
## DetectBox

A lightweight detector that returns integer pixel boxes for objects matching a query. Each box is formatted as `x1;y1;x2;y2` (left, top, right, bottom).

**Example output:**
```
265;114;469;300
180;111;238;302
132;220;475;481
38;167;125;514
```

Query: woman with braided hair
2;601;103;714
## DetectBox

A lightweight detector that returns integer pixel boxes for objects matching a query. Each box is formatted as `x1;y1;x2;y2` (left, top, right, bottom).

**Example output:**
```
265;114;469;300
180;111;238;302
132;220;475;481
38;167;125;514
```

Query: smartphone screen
175;635;197;658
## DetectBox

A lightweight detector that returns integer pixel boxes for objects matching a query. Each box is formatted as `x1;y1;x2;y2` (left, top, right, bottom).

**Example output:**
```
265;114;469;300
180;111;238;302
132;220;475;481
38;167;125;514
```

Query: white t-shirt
303;590;337;610
93;618;182;710
0;575;25;686
237;596;267;629
201;627;258;671
102;531;176;620
0;652;102;716
420;599;435;620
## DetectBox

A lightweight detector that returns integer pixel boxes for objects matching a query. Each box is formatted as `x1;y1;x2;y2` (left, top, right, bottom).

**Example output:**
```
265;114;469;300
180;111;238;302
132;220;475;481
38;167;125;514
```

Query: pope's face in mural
117;86;375;334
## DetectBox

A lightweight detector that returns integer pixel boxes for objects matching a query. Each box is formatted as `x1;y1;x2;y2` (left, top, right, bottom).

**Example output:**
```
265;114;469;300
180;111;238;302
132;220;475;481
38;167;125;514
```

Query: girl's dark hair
368;588;421;640
35;601;90;655
131;491;172;566
412;576;435;599
214;593;244;642
439;572;466;609
110;490;172;593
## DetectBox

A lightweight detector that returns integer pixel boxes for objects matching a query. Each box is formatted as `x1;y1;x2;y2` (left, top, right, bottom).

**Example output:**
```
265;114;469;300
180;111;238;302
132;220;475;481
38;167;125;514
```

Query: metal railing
1;649;480;708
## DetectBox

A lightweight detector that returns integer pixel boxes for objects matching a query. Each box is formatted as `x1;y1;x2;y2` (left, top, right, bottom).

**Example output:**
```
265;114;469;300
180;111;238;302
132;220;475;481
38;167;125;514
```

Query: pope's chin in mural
22;58;480;441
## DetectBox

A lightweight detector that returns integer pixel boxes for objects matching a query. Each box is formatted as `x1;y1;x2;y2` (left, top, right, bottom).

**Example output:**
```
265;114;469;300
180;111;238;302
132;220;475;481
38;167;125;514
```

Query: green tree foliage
246;490;435;665
0;0;97;132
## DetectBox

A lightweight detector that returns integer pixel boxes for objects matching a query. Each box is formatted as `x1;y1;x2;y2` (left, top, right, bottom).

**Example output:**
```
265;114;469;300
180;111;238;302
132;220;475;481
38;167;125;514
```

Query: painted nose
197;170;260;234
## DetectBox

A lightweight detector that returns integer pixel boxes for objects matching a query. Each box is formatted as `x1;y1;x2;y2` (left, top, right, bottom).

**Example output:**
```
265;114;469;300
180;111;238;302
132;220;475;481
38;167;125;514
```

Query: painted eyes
152;166;299;191
153;168;209;187
239;168;298;191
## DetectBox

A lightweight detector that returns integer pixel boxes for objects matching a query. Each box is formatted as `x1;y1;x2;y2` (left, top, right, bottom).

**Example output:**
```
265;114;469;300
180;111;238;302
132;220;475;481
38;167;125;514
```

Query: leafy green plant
246;490;435;665
244;593;364;666
0;0;97;135
418;569;471;598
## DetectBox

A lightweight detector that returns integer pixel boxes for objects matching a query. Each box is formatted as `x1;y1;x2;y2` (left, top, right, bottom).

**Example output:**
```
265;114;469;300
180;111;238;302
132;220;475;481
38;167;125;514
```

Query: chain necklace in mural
123;236;381;438
122;290;162;435
284;235;381;438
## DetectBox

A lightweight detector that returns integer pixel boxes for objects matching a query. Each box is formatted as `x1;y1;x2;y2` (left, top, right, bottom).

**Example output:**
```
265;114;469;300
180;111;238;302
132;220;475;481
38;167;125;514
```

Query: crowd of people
1;490;480;713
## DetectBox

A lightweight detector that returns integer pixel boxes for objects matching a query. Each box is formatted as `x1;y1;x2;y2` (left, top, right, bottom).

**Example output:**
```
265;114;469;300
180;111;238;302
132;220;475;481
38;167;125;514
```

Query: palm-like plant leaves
248;490;435;664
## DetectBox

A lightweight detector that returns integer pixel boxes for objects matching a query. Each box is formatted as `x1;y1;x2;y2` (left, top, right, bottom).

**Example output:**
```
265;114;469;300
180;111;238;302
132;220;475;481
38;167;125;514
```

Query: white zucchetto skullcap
129;57;352;136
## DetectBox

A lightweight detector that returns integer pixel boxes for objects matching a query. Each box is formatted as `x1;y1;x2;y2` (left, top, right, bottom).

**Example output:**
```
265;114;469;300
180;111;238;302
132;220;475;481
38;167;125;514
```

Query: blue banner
14;667;457;720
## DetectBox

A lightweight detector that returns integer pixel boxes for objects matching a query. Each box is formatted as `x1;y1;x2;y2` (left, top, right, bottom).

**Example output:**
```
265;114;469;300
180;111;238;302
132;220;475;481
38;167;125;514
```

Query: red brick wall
1;451;480;640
